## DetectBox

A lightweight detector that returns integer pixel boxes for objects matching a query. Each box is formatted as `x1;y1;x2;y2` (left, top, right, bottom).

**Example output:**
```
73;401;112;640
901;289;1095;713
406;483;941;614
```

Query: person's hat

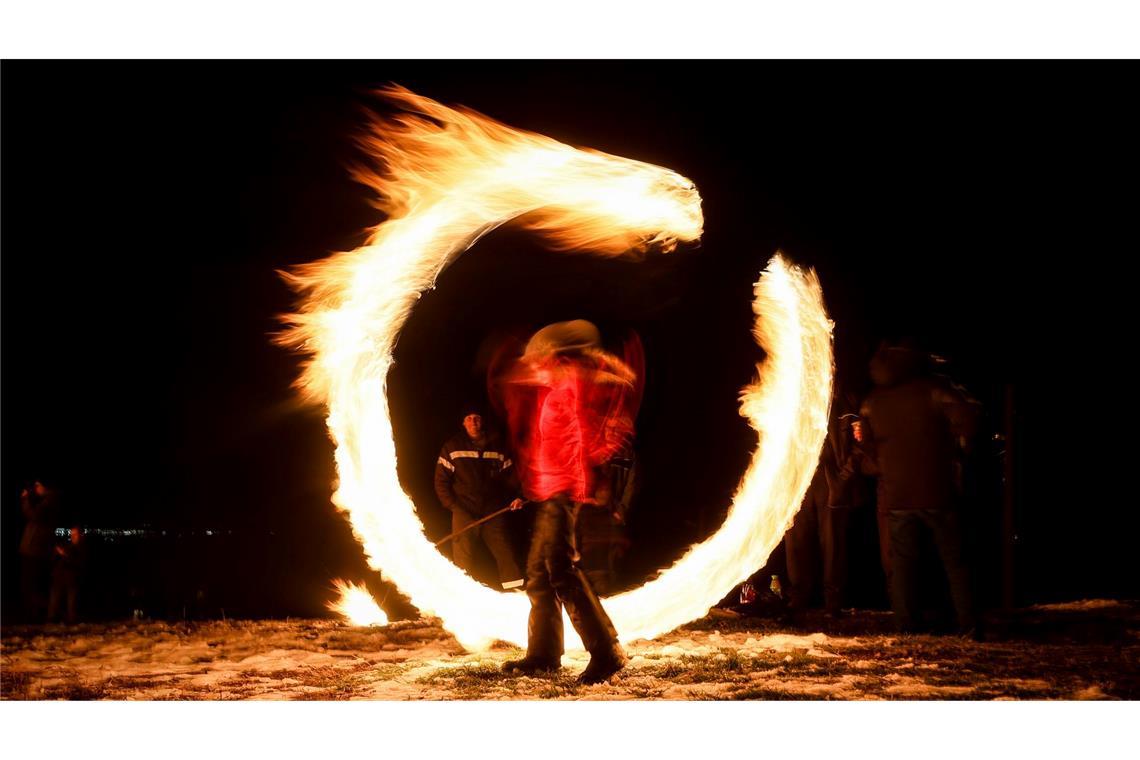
523;320;601;358
460;400;486;419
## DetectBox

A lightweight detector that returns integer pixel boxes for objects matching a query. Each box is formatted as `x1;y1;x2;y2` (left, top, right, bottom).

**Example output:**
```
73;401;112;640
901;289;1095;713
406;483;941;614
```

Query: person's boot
502;656;561;675
577;646;627;685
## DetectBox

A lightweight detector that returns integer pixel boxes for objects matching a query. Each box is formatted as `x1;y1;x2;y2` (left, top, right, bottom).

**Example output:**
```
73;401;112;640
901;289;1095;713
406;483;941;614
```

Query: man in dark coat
854;341;980;634
491;320;643;684
784;389;865;617
576;444;636;596
434;407;525;591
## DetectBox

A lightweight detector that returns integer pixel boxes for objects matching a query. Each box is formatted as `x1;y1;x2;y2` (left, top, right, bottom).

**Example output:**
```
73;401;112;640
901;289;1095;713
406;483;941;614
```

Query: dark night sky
2;62;1135;615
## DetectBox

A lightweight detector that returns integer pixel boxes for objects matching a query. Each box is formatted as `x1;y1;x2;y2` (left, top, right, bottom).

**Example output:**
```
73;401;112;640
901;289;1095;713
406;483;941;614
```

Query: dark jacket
817;395;866;509
434;431;517;518
53;537;88;585
858;351;979;511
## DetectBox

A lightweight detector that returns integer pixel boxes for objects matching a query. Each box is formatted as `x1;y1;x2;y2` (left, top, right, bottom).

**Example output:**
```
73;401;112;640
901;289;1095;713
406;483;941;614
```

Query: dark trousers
576;507;628;596
49;574;79;624
785;497;848;613
20;555;51;622
524;498;620;662
887;509;975;631
452;511;524;589
877;510;892;582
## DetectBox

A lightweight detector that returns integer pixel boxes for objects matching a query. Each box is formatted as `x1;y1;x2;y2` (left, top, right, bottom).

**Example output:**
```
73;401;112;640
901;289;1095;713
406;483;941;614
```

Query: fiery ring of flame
282;90;833;650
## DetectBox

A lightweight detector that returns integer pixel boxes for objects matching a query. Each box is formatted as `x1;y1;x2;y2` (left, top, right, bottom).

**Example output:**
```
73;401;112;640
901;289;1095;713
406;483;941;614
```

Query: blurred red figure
490;320;643;684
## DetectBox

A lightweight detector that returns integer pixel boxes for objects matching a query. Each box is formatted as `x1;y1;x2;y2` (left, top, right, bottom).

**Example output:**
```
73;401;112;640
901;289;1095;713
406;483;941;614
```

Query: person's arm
499;453;526;510
434;447;462;513
853;400;880;476
933;380;982;453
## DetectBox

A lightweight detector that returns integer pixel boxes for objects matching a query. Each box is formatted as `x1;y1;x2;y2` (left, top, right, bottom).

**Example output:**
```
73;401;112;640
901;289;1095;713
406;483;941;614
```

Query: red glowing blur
491;326;644;504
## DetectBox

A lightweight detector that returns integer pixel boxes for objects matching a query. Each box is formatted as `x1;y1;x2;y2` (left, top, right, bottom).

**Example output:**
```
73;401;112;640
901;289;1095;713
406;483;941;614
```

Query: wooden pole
434;502;525;547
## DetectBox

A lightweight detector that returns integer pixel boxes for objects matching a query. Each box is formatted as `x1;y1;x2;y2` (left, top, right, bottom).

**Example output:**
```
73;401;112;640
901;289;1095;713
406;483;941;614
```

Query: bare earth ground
3;600;1137;700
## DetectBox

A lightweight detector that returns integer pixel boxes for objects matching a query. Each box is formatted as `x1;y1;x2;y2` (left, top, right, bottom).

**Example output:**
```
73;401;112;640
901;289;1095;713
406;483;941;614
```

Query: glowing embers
281;88;832;648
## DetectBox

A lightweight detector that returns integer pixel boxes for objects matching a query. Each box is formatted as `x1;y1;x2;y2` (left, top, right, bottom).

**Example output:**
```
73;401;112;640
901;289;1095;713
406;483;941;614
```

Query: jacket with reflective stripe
433;432;516;517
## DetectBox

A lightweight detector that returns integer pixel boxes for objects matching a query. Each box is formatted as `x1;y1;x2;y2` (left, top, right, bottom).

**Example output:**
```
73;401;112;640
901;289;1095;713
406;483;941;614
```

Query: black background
2;62;1134;620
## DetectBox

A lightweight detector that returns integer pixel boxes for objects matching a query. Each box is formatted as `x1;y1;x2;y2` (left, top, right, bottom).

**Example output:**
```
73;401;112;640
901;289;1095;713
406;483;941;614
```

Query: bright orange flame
280;88;832;651
329;580;389;627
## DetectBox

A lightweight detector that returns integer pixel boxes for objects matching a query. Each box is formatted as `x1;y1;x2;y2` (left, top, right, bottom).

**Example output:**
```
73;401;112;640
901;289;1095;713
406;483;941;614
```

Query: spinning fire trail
280;87;834;650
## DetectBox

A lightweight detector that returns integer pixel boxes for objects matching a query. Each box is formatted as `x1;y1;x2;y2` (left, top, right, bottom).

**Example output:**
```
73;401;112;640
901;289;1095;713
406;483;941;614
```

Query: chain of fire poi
281;87;834;650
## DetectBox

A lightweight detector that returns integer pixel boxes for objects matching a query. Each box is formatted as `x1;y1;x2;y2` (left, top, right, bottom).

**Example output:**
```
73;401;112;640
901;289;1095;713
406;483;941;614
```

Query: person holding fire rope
434;406;526;591
490;320;644;684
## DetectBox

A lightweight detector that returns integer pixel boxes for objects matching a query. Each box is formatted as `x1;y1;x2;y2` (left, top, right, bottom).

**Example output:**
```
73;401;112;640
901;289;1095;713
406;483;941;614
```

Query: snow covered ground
3;601;1137;700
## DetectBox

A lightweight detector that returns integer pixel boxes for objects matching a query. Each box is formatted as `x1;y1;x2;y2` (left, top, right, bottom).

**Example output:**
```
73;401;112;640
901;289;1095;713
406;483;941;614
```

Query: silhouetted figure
49;525;87;624
784;389;865;617
855;341;980;634
577;444;636;596
434;406;525;590
492;320;643;684
19;480;60;622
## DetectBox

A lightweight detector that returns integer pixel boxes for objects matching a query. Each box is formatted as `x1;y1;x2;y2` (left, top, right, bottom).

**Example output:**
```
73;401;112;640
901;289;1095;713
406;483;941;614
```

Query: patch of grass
1;670;36;699
729;685;816;700
295;663;372;687
365;663;411;681
324;631;390;651
417;663;505;687
413;662;541;700
779;649;818;668
40;678;109;700
648;661;686;679
225;661;376;700
102;674;174;693
681;690;723;701
636;651;765;686
415;662;586;699
717;648;747;672
531;673;583;700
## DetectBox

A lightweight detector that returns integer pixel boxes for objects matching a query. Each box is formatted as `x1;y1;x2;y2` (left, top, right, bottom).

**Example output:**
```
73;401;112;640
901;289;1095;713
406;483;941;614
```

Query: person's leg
450;511;478;577
784;497;820;610
877;510;892;585
21;556;44;622
821;504;849;616
481;517;524;591
576;508;612;595
888;511;923;632
48;576;62;623
65;582;79;625
925;510;976;632
507;500;564;669
545;501;624;683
